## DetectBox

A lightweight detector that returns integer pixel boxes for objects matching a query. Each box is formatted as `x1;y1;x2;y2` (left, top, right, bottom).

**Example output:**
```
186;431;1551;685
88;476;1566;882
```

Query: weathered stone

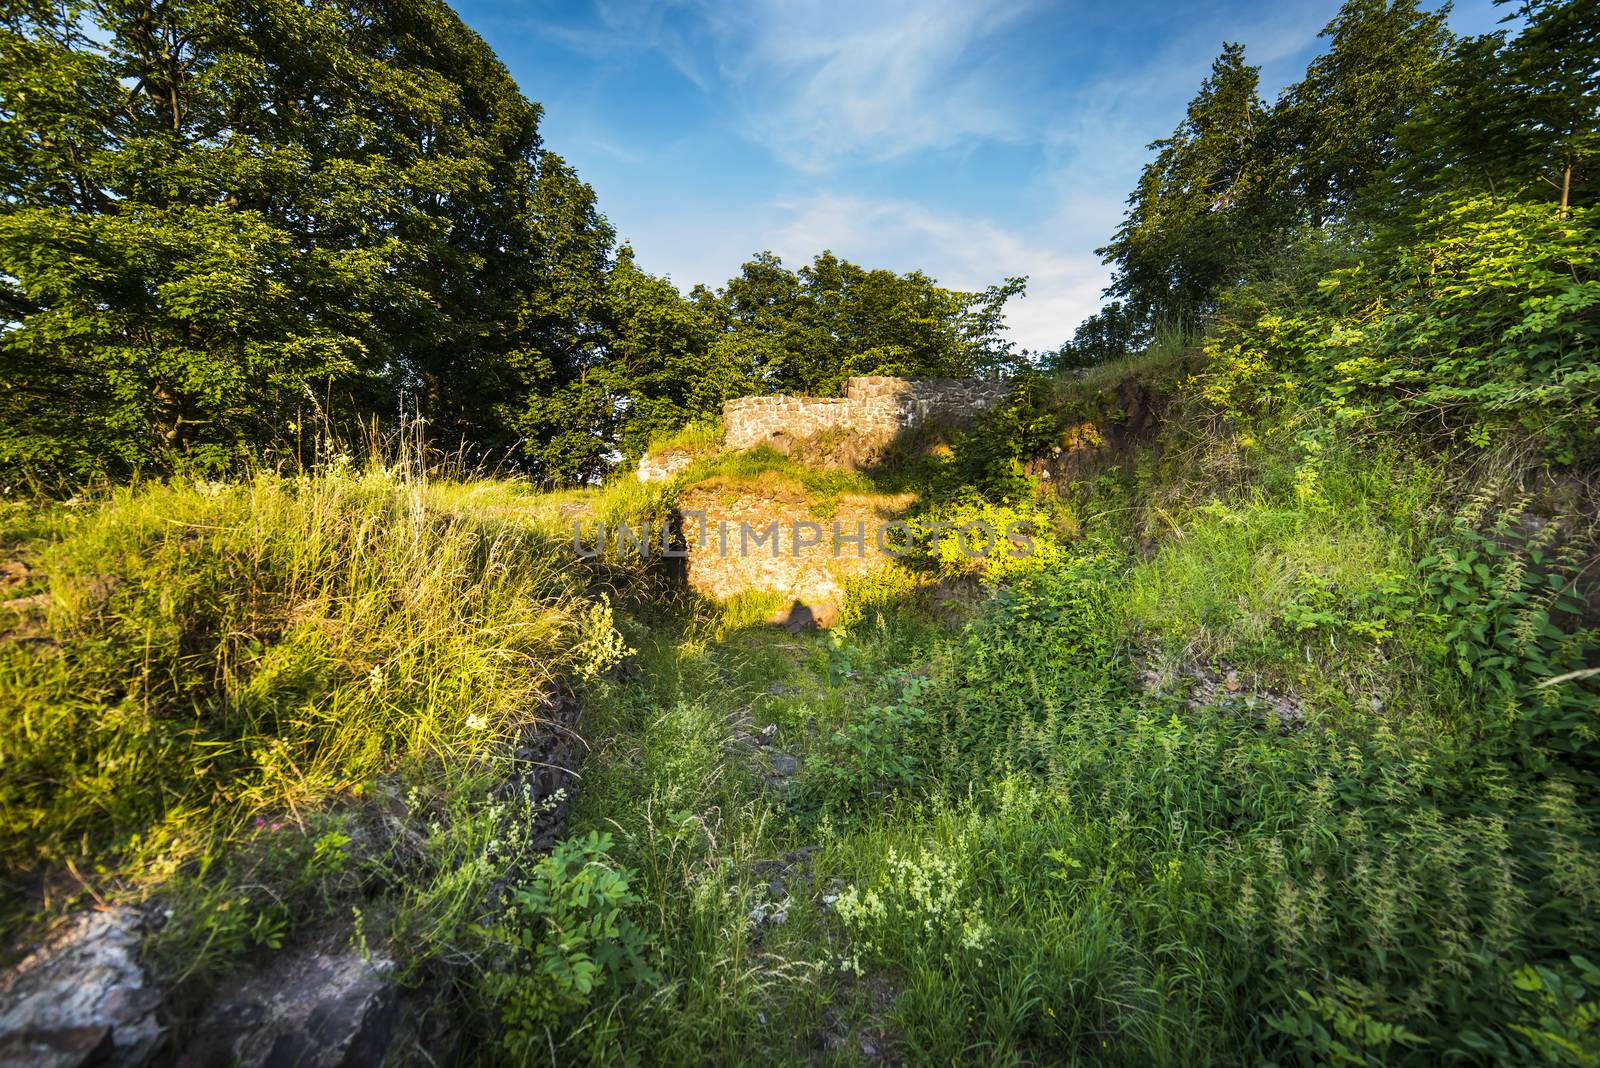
719;376;1005;455
637;448;695;483
0;908;163;1068
677;478;913;616
176;947;397;1068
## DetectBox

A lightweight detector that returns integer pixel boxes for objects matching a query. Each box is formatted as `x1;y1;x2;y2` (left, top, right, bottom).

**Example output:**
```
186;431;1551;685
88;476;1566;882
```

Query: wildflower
466;712;489;730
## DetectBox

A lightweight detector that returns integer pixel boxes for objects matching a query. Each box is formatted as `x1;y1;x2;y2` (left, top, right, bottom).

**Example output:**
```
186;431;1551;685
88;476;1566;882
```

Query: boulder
0;908;163;1068
176;947;396;1068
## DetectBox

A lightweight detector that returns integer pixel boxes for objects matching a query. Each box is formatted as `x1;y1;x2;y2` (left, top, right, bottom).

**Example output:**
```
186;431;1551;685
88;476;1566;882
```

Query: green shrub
802;688;931;814
1420;496;1599;764
482;831;657;1048
0;464;614;980
1202;196;1600;463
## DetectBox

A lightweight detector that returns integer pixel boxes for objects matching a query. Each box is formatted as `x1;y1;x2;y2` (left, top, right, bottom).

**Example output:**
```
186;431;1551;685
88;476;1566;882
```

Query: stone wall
677;476;914;623
636;448;694;483
722;375;1007;452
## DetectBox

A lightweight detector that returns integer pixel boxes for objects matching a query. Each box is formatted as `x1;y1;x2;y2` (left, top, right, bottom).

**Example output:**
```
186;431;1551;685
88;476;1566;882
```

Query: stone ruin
721;375;1007;453
674;479;917;627
636;375;1006;484
627;376;1008;626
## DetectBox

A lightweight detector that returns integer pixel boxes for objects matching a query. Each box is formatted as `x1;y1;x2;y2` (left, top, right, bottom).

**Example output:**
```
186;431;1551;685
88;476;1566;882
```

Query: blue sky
454;0;1506;352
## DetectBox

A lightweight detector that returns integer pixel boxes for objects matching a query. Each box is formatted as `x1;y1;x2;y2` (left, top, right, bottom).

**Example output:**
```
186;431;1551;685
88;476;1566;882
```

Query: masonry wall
721;375;1006;452
677;477;914;618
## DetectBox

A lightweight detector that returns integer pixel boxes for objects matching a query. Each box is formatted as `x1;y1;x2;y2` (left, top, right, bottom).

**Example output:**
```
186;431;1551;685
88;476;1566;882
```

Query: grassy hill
2;346;1595;1063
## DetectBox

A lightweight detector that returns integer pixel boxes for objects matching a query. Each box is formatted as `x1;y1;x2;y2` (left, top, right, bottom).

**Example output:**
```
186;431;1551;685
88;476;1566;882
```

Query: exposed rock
752;845;818;883
176;946;397;1068
677;478;913;615
495;691;585;853
746;902;789;931
0;908;163;1068
0;561;31;592
771;600;839;632
1028;377;1162;486
1140;658;1304;729
636;448;696;483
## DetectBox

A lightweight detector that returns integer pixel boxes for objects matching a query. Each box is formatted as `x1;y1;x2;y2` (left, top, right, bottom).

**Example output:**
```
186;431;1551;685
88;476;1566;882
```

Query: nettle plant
1420;493;1598;763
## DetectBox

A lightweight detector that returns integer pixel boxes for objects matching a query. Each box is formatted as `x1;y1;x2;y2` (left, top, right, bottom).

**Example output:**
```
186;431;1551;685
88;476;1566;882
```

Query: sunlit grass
0;461;600;976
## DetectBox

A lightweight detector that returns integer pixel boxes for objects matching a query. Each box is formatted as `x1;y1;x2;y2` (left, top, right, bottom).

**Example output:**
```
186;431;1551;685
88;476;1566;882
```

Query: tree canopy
0;0;611;479
1078;0;1596;365
0;0;1026;485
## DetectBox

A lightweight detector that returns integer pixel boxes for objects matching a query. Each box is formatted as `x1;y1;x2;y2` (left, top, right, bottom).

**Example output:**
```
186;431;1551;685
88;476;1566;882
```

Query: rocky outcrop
176;946;397;1068
0;908;163;1068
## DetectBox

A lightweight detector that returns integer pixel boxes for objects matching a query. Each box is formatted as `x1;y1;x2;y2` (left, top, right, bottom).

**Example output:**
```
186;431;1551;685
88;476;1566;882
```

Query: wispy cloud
627;0;1040;171
767;192;1107;352
486;0;1500;352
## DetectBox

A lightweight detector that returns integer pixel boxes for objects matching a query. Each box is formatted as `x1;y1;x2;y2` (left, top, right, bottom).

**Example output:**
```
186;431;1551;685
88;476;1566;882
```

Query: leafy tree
1276;0;1453;226
1501;0;1600;212
497;152;617;480
0;0;612;482
1049;301;1148;371
1397;0;1597;212
601;246;720;464
1098;44;1277;330
711;250;1023;396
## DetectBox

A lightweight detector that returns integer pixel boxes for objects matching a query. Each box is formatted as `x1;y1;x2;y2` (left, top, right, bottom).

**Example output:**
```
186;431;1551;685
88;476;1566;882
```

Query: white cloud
765;193;1107;352
578;0;1380;350
668;0;1038;170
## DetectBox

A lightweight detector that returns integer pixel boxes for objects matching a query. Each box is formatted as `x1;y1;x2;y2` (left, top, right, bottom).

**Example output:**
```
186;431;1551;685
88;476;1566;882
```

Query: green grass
516;501;1597;1064
2;383;1596;1066
646;417;725;455
462;397;1598;1065
0;462;620;990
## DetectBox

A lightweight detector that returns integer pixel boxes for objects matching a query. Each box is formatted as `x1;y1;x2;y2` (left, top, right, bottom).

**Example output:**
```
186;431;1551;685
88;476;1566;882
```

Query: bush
0;463;612;978
482;831;656;1048
1420;495;1599;765
1202;196;1600;463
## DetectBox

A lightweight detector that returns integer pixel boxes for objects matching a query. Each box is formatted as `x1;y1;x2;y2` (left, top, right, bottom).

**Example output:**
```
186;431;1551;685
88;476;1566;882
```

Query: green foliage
902;491;1073;583
707;250;1025;397
589;249;1029;480
0;462;605;964
1049;300;1149;371
1395;0;1598;212
1087;0;1592;351
1420;496;1599;763
803;686;930;814
804;536;1600;1064
0;0;615;482
1502;956;1600;1066
1098;42;1279;330
949;372;1062;501
1121;441;1446;689
1203;196;1600;462
483;831;656;1046
1277;0;1452;225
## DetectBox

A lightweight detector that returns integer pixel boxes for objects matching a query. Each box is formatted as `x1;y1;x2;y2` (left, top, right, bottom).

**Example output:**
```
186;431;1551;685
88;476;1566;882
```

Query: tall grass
0;459;608;980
